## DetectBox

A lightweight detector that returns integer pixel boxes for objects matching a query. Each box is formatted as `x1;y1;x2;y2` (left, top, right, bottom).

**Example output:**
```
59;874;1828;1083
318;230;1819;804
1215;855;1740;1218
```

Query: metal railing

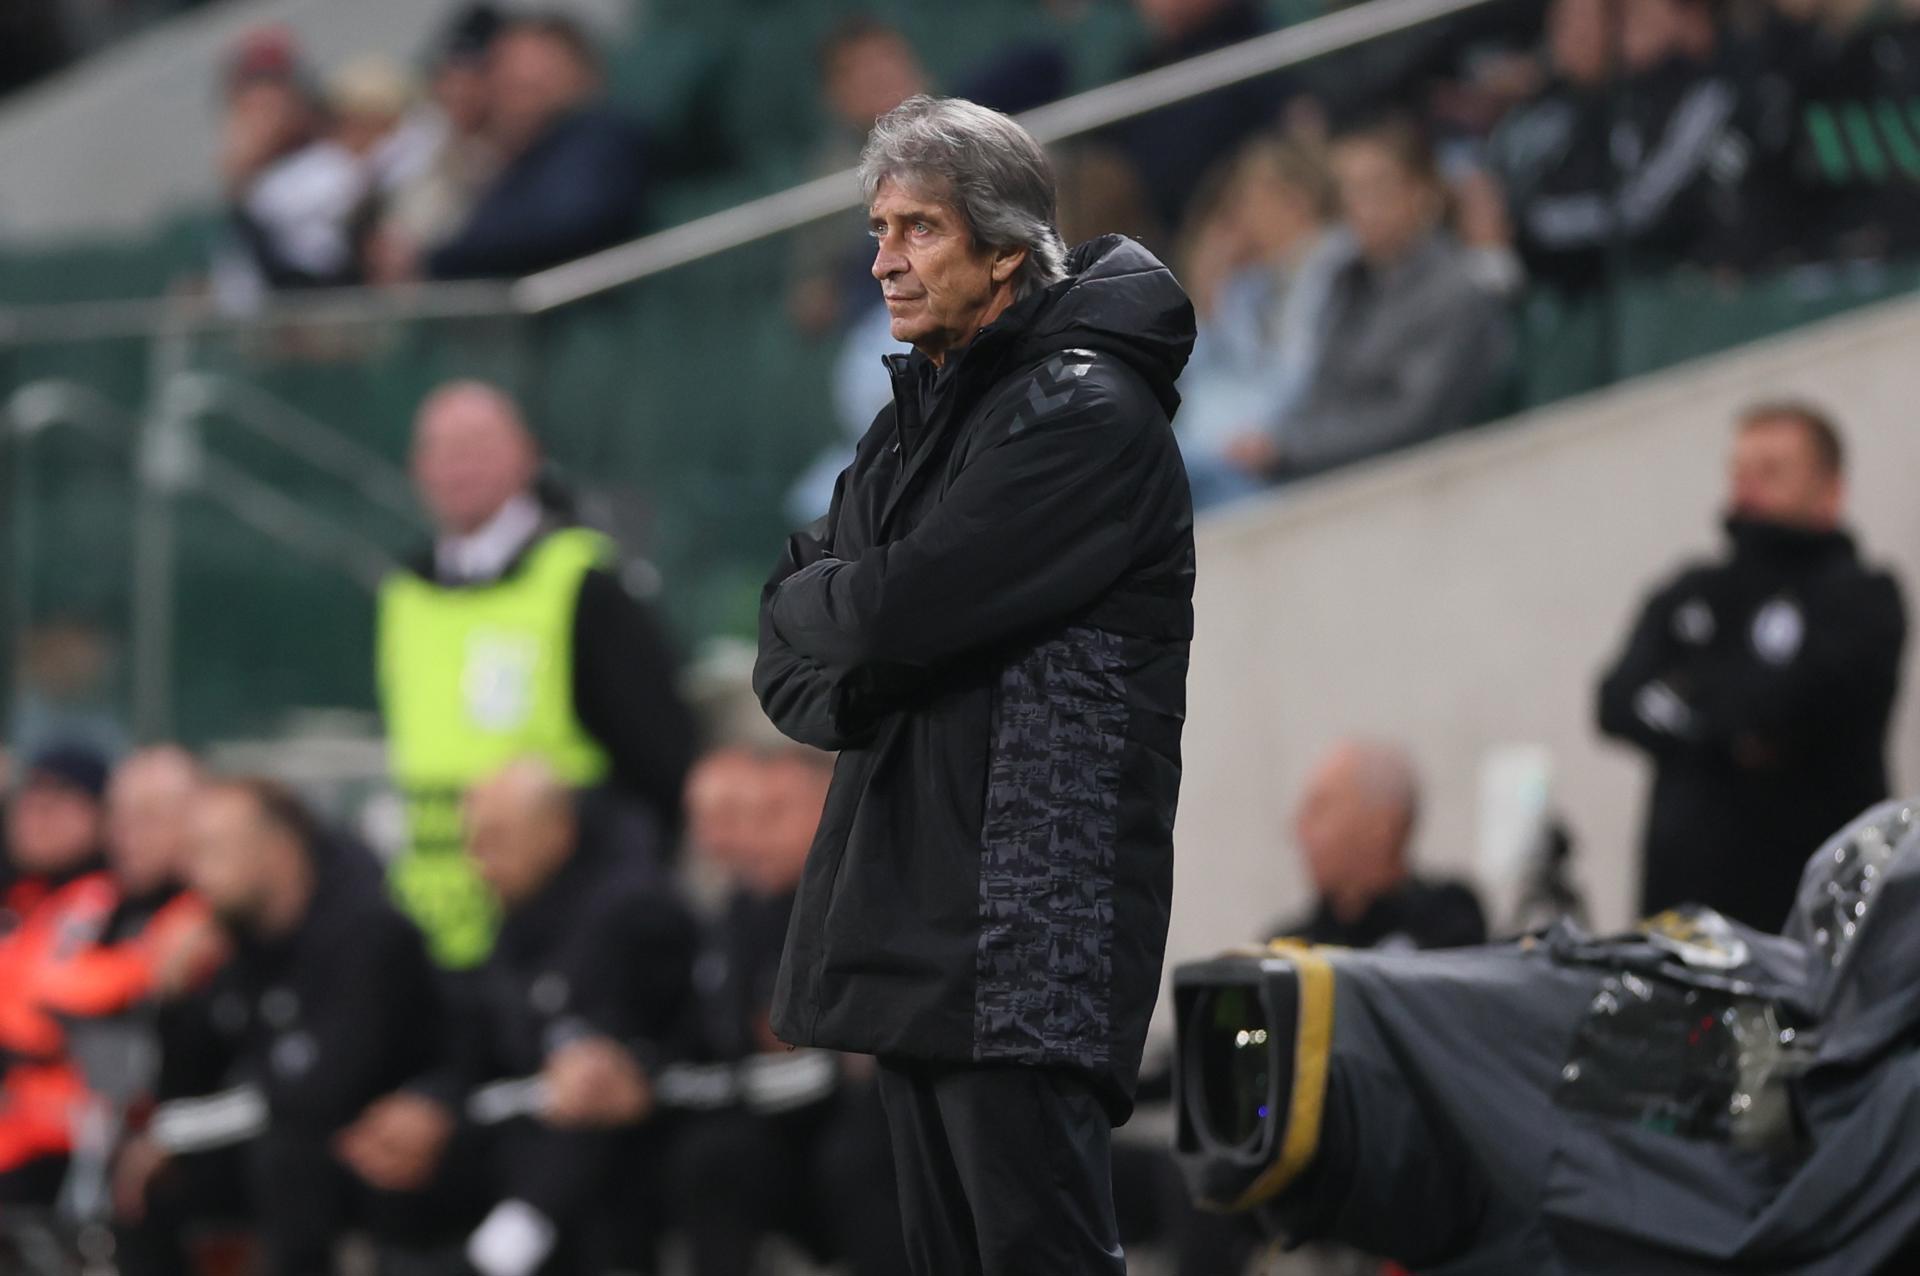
0;0;1498;343
4;376;418;736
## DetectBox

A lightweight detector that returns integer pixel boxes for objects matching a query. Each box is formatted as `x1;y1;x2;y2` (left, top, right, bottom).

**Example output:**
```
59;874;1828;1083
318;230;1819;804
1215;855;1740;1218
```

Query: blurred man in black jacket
336;759;697;1276
114;778;447;1276
1269;739;1487;950
672;747;904;1276
1598;403;1907;931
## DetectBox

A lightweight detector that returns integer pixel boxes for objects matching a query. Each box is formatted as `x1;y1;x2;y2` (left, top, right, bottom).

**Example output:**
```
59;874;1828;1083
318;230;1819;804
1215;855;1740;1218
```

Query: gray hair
858;95;1069;300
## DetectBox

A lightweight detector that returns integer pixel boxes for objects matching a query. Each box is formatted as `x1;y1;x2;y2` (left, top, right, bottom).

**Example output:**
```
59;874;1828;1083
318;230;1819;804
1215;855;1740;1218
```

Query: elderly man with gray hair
754;95;1196;1274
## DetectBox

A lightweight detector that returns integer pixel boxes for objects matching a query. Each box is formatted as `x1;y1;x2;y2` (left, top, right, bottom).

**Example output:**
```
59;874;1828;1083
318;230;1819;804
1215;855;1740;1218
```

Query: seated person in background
1113;0;1276;229
336;759;698;1276
673;747;905;1276
209;28;372;307
416;14;648;280
372;3;505;276
0;749;217;1207
113;778;450;1276
1486;0;1780;293
1762;0;1920;262
1175;135;1344;510
1229;117;1512;486
1269;738;1487;949
0;746;114;1204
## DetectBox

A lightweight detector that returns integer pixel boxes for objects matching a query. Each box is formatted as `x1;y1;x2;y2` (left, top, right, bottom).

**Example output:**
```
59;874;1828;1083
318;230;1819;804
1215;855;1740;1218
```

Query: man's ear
990;245;1028;286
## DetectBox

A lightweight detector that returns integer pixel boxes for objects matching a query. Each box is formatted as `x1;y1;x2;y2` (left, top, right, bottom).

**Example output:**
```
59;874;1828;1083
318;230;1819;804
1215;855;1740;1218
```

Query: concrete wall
1167;294;1920;982
0;0;629;243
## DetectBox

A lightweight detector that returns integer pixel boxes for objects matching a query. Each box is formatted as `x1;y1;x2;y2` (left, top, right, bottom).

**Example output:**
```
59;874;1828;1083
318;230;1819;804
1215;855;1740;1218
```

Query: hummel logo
1009;353;1096;435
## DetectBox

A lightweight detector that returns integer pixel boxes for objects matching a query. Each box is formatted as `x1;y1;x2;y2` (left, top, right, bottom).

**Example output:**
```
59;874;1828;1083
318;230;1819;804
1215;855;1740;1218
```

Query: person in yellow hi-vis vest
379;380;695;967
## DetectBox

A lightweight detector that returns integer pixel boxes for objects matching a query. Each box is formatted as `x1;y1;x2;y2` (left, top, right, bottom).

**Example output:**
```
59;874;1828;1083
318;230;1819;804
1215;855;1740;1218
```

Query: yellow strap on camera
1228;938;1336;1212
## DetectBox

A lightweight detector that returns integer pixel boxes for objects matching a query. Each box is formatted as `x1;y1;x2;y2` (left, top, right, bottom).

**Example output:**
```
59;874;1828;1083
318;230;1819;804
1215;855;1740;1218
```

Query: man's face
1293;752;1374;898
1333;140;1437;266
7;781;102;876
107;754;199;896
1549;0;1614;86
183;789;273;929
465;787;571;907
737;758;829;895
1728;419;1843;531
869;179;1017;363
434;60;491;137
410;387;537;536
226;80;311;153
824;32;924;130
685;751;768;871
487;31;593;157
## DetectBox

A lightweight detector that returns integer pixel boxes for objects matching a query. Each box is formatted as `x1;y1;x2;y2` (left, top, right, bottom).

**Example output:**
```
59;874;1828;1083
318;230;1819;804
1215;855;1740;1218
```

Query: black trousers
875;1059;1127;1276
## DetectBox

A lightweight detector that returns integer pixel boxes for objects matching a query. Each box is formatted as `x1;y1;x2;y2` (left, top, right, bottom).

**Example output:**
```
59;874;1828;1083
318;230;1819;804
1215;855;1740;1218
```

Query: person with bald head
338;758;697;1276
378;379;695;970
1270;739;1486;951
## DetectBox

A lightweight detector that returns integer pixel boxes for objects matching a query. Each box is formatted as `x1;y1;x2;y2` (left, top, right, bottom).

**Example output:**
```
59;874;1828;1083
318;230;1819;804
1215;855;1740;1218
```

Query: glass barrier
3;0;1918;749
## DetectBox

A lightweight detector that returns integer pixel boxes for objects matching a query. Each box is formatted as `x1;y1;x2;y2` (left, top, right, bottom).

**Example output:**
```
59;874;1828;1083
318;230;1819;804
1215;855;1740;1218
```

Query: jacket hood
1014;234;1196;418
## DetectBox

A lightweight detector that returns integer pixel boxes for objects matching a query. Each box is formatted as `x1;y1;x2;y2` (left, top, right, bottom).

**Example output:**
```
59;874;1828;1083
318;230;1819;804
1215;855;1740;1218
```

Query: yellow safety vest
376;527;612;967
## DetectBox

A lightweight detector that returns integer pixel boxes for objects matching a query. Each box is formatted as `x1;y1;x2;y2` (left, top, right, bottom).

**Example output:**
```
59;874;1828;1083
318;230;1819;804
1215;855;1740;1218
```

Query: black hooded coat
754;235;1197;1121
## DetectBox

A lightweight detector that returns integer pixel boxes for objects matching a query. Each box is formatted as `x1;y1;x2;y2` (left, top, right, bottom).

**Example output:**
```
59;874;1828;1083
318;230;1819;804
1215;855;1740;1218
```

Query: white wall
0;0;630;244
1167;295;1920;979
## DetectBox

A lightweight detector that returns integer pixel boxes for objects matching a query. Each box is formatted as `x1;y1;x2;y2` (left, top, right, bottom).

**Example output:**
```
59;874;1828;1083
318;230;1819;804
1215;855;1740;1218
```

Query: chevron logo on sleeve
1009;350;1096;435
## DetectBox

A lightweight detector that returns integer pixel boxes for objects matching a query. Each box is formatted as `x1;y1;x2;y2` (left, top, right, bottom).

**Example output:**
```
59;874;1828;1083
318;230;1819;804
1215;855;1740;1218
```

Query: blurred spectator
2;745;110;921
1597;403;1907;931
413;13;648;280
673;748;906;1276
114;777;449;1275
210;28;372;308
374;3;505;264
327;55;424;196
1226;117;1512;484
790;16;936;339
1112;0;1277;227
0;748;214;1207
10;616;131;765
337;759;697;1275
1762;0;1920;261
1174;737;1485;1276
0;745;109;1203
1268;738;1487;947
1485;0;1784;293
379;380;695;969
1174;136;1344;509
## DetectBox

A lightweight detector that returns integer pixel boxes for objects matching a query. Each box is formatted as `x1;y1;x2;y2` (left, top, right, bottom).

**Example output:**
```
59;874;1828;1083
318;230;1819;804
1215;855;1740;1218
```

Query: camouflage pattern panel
974;624;1128;1068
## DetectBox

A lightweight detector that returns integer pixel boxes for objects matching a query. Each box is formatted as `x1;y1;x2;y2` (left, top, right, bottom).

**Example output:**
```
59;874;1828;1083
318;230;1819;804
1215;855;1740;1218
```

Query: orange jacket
0;874;212;1170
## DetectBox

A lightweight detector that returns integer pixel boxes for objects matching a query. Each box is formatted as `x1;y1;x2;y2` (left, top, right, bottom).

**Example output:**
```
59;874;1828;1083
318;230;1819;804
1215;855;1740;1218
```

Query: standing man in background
756;96;1196;1274
1597;403;1906;931
379;380;695;968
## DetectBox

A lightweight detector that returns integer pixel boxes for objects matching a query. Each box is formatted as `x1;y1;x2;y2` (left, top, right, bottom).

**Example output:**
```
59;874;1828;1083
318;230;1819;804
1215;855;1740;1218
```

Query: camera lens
1193;984;1273;1152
